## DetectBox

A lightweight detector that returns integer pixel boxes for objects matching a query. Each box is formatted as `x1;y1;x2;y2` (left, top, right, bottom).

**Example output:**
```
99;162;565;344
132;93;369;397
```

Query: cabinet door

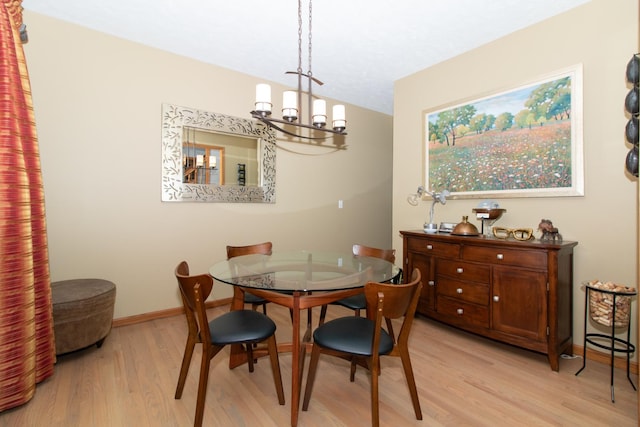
492;266;548;342
408;251;435;314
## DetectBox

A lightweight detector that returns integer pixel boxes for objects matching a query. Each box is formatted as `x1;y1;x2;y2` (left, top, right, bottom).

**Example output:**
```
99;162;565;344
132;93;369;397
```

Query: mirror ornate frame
161;103;276;203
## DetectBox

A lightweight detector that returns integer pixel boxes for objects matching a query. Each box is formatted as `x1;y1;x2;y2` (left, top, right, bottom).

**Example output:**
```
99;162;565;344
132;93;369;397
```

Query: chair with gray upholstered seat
174;261;285;427
302;268;423;427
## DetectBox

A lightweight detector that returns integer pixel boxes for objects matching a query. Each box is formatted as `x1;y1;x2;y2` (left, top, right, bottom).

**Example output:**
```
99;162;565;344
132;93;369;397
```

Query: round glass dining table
209;250;399;427
210;250;399;292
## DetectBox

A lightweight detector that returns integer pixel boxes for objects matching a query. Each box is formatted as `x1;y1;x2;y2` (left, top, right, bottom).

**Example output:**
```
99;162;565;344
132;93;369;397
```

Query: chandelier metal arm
251;111;347;139
285;71;323;86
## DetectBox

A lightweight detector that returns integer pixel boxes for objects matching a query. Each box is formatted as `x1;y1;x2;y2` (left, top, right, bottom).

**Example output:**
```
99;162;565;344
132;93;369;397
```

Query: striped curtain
0;0;55;412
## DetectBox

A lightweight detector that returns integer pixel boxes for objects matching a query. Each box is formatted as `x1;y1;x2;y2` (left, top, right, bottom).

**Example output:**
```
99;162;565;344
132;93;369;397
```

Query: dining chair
318;244;402;326
228;241;297;322
302;268;423;427
174;261;285;427
226;241;273;314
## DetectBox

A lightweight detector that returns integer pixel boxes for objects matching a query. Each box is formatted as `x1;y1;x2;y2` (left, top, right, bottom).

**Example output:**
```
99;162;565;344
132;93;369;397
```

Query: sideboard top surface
400;230;578;250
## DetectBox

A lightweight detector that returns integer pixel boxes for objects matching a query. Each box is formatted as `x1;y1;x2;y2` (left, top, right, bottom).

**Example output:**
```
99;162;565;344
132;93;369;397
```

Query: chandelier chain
297;0;303;75
308;0;313;78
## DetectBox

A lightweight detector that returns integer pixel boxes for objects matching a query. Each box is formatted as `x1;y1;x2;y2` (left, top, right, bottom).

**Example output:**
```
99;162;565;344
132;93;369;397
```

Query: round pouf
51;279;116;355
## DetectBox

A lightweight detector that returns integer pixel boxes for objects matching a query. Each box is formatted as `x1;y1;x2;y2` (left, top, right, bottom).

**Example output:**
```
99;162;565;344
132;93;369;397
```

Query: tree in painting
434;105;477;146
525;77;571;122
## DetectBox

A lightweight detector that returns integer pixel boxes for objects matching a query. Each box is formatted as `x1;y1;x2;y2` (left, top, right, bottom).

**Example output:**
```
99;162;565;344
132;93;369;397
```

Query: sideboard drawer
436;258;490;283
462;245;547;269
407;238;460;258
437;277;489;305
437;296;489;328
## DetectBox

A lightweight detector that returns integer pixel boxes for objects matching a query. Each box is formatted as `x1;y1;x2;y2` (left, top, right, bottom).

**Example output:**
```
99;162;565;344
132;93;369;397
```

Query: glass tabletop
210;250;400;292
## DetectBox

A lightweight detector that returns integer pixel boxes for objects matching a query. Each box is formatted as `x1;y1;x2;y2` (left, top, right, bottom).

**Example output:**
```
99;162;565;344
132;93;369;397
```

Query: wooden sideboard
400;230;578;371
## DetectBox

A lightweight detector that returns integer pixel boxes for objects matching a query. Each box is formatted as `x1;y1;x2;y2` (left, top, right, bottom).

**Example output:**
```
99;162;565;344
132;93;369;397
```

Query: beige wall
393;0;639;352
23;11;393;319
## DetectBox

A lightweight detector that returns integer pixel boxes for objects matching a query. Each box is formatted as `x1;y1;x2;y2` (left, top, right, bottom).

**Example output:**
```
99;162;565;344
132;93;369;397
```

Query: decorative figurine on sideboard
538;219;562;242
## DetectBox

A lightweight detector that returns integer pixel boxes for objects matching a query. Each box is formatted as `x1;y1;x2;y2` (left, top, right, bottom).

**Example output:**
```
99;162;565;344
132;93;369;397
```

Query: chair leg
350;358;357;382
175;336;197;399
266;335;285;405
302;343;322;411
319;304;328;326
194;349;212;427
370;355;380;427
246;344;255;373
399;348;422;420
250;302;267;314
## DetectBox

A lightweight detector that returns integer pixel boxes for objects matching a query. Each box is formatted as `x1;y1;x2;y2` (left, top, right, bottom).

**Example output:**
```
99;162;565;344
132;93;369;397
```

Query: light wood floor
2;303;638;427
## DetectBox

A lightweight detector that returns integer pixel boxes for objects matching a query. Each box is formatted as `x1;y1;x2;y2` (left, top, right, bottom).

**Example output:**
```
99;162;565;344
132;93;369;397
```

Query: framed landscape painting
424;65;584;199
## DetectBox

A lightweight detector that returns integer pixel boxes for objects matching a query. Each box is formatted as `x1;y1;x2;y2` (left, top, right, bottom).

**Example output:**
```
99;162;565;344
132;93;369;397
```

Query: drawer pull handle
428;280;435;286
456;308;464;315
426;244;433;250
456;267;463;274
456;288;463;294
493;295;500;302
496;253;504;260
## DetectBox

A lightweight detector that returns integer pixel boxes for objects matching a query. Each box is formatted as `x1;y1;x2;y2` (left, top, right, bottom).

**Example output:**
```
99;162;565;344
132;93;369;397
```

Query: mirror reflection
182;127;259;187
161;104;276;203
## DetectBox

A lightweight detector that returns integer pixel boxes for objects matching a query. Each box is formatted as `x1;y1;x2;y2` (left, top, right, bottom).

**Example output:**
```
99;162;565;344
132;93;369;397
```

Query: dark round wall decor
626;116;639;144
625;145;638;177
624;54;639;178
627;54;639;84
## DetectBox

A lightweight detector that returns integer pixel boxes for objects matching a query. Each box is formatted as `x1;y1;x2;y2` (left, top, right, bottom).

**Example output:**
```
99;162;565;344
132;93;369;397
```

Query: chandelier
250;0;347;140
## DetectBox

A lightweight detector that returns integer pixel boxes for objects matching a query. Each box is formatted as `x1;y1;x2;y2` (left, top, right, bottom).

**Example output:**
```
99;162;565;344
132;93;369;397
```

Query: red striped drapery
0;0;55;412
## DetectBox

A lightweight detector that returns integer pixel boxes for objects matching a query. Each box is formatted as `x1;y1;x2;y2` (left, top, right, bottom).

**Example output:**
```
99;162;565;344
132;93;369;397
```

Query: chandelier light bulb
282;91;298;122
312;99;327;127
332;105;346;131
255;84;272;115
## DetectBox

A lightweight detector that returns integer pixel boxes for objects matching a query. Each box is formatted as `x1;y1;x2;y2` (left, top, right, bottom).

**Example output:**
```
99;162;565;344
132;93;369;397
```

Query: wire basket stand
575;280;637;402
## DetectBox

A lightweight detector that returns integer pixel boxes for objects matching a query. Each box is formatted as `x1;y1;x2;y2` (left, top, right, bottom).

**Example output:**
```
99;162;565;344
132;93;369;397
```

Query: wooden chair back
353;244;395;263
353;244;401;284
364;268;422;350
226;242;273;313
175;261;198;350
227;241;273;259
176;260;190;276
175;264;215;348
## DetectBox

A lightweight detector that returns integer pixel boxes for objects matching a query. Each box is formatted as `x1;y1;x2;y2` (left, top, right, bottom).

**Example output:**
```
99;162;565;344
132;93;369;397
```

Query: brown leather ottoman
51;279;116;355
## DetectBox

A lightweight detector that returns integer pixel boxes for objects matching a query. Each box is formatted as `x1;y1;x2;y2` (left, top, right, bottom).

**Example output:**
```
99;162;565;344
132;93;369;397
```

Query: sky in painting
427;83;538;124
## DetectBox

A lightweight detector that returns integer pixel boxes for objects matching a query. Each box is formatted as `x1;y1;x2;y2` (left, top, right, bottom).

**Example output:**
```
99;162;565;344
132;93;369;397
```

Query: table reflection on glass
210;250;398;427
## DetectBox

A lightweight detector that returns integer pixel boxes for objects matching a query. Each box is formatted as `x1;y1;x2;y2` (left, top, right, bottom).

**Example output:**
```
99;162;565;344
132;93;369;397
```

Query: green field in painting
428;122;572;193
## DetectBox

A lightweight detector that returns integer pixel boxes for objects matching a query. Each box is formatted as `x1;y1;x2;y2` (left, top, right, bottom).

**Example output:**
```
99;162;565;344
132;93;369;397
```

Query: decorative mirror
161;103;276;203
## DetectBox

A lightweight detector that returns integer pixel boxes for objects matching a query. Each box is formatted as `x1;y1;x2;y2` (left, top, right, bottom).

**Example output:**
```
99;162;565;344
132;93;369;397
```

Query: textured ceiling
22;0;590;114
